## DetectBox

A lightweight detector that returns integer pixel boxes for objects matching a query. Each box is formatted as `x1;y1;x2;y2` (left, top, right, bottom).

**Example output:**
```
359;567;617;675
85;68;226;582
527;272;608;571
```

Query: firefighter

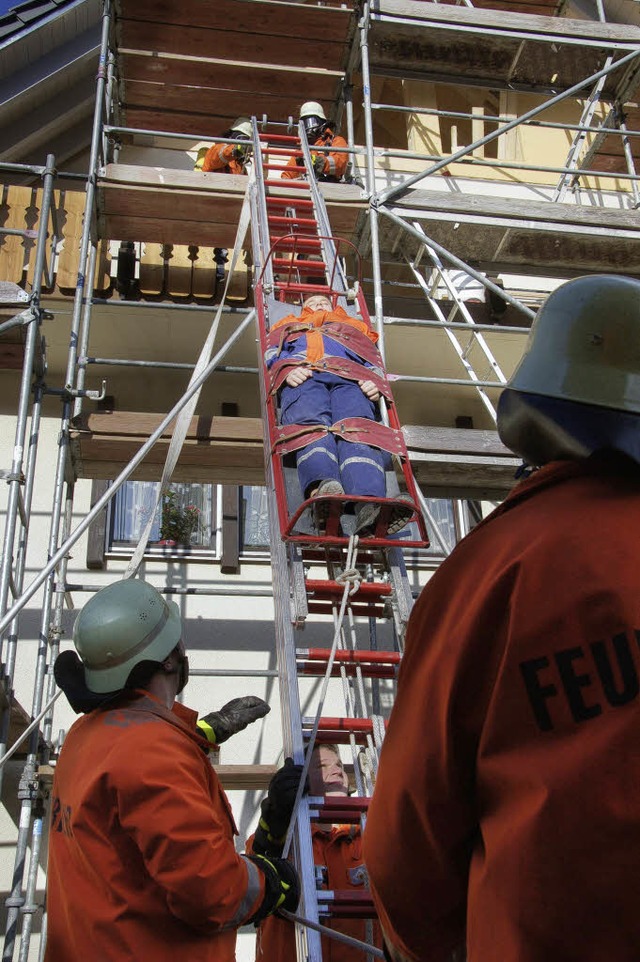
196;117;252;285
45;578;299;962
249;745;381;962
265;293;414;535
282;102;349;183
363;274;640;962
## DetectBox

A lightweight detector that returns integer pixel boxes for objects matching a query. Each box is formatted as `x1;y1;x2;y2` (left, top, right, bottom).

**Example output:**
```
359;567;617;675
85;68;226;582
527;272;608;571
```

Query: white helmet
230;117;252;140
299;102;328;140
300;102;326;121
497;274;640;466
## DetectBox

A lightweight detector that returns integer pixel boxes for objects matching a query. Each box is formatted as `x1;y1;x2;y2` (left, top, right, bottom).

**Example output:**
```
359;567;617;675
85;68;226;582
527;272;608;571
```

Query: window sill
107;544;220;563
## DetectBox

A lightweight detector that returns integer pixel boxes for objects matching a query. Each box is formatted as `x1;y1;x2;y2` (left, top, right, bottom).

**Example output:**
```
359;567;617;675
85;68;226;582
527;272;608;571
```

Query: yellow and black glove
253;757;304;857
311;153;326;178
245;853;300;923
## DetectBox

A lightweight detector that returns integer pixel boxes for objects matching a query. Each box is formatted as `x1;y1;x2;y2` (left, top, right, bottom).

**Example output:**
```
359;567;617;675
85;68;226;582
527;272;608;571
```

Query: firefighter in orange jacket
200;116;252;175
45;578;299;962
364;274;640;962
282;102;349;182
198;117;252;284
249;745;381;962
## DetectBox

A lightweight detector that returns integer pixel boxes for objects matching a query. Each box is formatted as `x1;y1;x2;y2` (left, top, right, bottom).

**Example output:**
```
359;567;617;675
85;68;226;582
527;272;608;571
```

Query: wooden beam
69;411;523;494
86;479;109;570
117;0;352;43
221;485;240;574
403;424;520;498
119;21;348;72
213;764;277;790
97;166;364;247
119;51;343;99
69;411;266;485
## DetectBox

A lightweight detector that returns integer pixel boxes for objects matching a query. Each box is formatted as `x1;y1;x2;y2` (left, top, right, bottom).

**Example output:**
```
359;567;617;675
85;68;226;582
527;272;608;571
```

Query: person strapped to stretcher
264;294;414;536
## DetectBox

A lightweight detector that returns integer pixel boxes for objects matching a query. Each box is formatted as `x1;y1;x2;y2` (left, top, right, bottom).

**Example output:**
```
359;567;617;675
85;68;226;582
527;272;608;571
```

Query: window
240;486;270;551
108;481;216;552
421;498;457;556
102;482;464;565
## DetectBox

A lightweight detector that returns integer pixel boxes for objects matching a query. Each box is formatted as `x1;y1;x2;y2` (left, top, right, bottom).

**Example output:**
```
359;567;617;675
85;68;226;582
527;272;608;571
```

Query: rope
279;908;385;960
282;534;361;859
124;167;256;577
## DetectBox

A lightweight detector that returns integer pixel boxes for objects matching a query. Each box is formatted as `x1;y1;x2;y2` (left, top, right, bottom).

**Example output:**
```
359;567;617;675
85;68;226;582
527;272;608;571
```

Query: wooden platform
97;165;365;246
364;189;640;277
404;425;520;499
114;0;355;136
69;410;521;495
69;412;266;485
369;1;640;100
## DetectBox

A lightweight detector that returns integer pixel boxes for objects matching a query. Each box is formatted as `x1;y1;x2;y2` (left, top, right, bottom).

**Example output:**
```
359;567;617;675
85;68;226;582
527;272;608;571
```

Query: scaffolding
0;0;639;958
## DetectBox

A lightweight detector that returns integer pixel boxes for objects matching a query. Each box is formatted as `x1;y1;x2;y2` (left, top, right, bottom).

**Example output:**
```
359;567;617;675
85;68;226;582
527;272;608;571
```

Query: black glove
253;758;304;855
232;145;248;162
295;155;305;167
245;854;300;923
196;696;270;745
312;153;325;177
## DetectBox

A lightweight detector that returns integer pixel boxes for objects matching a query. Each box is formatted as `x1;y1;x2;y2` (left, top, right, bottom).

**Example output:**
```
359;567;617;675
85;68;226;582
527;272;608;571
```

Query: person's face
304;295;332;313
308;746;349;796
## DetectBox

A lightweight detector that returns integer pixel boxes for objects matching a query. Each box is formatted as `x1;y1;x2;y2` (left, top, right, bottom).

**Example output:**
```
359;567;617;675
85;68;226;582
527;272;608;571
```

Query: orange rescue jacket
364;453;640;962
251;824;381;962
202;142;246;175
282;129;349;181
45;693;264;962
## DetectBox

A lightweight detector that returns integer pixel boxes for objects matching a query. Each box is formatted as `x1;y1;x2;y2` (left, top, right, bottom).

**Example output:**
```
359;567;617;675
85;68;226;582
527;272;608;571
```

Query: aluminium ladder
246;116;429;961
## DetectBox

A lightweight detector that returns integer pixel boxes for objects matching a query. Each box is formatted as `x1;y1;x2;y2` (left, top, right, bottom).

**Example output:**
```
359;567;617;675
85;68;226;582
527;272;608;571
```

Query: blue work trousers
280;372;387;498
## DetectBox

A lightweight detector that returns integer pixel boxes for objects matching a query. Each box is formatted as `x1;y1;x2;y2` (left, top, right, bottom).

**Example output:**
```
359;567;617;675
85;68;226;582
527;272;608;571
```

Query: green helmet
498;274;640;465
72;579;182;693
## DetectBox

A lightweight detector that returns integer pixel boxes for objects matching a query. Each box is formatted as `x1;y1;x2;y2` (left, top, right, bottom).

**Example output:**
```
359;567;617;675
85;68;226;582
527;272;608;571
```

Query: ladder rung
268;215;318;229
264;178;311;187
262;164;307;174
273;258;325;273
274;281;331;294
299;649;400;665
311;718;375;732
267;196;314;210
317;890;377;918
304;581;392;601
303;717;384;743
261;146;301;157
270;238;322;252
298;660;395;678
259;133;299;145
309;796;371;823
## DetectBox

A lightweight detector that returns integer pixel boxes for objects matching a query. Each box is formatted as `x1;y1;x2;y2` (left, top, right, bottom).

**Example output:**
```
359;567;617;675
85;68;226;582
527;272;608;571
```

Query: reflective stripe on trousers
280;372;388;498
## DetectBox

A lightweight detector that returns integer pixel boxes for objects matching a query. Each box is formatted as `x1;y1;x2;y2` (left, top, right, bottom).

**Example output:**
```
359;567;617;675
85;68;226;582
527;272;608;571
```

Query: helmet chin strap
175;653;189;695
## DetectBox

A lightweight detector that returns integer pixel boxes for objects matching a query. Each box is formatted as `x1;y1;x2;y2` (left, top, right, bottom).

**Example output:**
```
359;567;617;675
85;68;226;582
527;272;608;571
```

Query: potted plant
158;491;201;546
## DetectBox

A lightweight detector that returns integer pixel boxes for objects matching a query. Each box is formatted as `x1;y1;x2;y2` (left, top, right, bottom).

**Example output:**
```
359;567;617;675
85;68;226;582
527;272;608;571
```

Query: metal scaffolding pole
0;155;55;806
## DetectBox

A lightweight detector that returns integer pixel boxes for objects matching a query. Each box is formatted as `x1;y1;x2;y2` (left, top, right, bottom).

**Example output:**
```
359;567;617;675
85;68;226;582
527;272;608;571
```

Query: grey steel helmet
498;274;640;466
72;579;182;693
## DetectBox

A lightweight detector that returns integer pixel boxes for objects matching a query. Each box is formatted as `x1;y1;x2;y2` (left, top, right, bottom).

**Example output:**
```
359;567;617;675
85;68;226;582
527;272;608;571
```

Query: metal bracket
46;380;107;402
